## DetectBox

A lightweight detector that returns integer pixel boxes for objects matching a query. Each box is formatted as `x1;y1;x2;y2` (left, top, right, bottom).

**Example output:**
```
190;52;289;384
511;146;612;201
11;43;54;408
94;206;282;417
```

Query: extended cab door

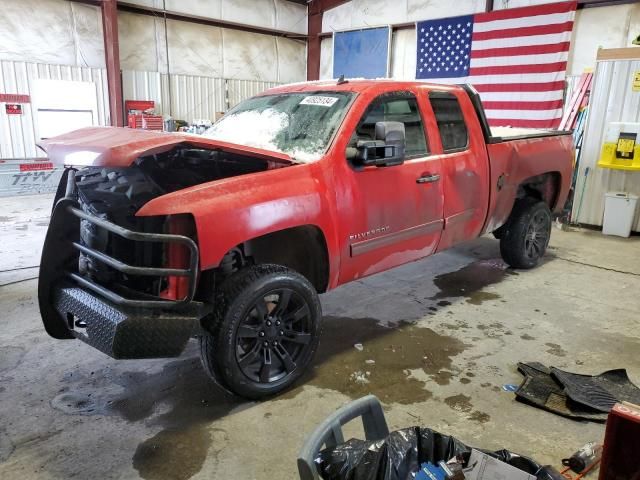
425;90;490;251
337;91;444;283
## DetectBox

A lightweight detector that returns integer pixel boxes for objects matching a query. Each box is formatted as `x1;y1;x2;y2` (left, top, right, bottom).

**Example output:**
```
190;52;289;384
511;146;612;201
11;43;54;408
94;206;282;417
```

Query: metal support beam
307;0;352;80
101;0;124;126
485;0;494;13
307;3;323;80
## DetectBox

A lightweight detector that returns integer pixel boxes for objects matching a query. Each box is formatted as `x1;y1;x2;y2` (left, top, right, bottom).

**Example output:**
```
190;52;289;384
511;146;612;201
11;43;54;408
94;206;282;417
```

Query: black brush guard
38;169;210;359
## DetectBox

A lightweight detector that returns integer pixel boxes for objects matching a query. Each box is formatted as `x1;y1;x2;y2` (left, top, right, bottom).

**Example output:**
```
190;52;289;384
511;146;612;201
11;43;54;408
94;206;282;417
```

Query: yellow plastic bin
598;123;640;171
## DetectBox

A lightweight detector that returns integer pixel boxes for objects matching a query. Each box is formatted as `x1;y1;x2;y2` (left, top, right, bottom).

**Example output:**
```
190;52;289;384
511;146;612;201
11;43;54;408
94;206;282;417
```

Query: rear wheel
499;198;551;269
200;264;322;399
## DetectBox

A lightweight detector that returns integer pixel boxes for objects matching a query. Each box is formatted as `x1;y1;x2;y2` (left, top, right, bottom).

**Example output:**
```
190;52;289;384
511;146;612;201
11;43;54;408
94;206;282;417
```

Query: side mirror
349;121;406;167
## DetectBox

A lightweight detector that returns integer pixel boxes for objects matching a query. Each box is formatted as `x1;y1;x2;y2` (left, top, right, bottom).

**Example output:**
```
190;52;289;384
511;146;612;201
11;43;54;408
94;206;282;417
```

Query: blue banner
333;27;390;79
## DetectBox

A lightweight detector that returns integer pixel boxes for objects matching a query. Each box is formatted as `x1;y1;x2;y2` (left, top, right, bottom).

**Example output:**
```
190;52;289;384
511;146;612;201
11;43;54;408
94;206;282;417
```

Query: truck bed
461;84;572;144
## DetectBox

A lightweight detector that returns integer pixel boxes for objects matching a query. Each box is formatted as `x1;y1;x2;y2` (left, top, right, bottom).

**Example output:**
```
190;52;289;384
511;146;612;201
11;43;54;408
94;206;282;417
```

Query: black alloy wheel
499;197;552;269
524;209;551;262
235;288;313;384
200;264;322;399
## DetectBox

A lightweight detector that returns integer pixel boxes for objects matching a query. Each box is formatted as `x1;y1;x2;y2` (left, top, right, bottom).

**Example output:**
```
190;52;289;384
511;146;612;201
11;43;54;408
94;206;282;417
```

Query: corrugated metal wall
227;79;281;109
121;70;170;116
1;61;284;162
171;74;226;120
1;61;283;195
571;59;640;232
0;60;109;160
121;70;280;122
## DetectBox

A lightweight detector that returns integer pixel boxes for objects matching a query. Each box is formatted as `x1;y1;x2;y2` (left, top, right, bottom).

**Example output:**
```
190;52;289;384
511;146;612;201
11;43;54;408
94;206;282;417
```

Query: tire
199;264;322;399
499;197;552;269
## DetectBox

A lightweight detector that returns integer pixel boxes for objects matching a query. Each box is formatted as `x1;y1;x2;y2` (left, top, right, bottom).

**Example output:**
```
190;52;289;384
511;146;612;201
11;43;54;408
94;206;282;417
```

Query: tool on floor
559;443;603;479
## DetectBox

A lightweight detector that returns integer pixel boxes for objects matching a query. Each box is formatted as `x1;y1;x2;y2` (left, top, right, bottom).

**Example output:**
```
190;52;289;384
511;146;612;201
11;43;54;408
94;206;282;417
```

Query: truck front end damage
37;128;291;359
39;167;205;359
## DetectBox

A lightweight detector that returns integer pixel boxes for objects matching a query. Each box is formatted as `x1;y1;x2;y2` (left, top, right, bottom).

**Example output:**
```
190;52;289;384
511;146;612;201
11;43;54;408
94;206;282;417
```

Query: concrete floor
1;193;639;480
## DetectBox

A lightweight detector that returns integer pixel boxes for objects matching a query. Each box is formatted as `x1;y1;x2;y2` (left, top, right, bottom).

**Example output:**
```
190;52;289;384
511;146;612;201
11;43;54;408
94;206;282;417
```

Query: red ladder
559;72;593;131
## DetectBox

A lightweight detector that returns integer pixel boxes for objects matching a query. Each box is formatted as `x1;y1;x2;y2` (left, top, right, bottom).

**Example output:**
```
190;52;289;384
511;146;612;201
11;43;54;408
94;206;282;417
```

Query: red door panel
421;89;490;252
338;156;444;283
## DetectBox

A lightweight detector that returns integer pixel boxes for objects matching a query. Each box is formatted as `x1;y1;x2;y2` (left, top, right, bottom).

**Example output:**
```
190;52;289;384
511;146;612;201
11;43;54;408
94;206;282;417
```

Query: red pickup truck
38;80;573;399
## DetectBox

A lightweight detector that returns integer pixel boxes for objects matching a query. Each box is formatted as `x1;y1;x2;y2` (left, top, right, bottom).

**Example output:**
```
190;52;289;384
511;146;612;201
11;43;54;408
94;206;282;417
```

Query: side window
352;92;429;157
429;92;469;152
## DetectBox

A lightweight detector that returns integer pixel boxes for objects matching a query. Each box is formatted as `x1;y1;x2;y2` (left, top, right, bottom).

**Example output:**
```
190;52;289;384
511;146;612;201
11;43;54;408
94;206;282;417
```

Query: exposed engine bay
72;145;276;299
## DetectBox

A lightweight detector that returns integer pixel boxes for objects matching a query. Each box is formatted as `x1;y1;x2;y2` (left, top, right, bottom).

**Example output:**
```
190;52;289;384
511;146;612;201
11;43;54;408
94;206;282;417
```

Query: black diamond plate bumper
39;173;210;357
52;285;204;359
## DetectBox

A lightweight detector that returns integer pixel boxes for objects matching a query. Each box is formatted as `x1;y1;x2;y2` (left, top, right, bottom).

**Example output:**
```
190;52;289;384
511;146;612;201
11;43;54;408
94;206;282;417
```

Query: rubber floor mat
551;367;640;413
515;362;607;422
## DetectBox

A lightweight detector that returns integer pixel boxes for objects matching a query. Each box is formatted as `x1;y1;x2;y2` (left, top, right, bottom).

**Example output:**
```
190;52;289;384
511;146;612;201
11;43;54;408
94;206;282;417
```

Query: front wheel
499;198;552;269
200;264;322;399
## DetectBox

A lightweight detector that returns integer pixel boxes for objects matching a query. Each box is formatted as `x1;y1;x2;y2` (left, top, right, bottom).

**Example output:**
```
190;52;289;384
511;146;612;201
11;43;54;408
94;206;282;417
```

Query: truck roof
263;79;463;95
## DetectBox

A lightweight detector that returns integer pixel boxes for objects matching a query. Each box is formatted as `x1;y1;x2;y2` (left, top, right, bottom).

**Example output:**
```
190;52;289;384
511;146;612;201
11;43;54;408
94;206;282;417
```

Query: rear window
429;92;469;152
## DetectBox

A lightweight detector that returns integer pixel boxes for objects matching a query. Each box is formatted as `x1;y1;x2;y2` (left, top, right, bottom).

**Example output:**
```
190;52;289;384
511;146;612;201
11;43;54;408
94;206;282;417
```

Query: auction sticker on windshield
300;96;338;107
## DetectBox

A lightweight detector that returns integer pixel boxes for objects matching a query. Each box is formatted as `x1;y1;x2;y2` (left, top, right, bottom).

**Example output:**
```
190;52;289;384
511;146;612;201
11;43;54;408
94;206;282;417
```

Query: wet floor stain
57;355;243;480
468;411;491;423
476;322;511;340
430;260;513;305
444;394;490;423
545;343;567;357
296;317;467;404
445;394;473;412
432;370;455;385
439;320;470;332
466;292;501;305
133;428;228;480
0;216;16;223
118;360;239;480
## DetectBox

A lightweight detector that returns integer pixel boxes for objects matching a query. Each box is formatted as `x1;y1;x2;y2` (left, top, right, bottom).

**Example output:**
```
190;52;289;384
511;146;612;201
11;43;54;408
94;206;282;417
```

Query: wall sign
633;72;640;92
0;93;30;103
5;104;22;115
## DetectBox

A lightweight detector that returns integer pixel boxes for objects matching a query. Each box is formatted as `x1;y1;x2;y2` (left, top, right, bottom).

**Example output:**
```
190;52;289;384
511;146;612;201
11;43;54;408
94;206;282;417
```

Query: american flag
416;1;577;129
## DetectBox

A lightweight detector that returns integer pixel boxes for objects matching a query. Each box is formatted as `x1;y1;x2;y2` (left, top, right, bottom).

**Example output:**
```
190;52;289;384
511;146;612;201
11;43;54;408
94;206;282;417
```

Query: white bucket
602;192;639;237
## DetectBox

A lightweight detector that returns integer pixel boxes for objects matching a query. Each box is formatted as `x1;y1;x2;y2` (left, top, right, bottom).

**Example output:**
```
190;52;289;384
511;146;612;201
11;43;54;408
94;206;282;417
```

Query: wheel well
516;172;561;209
207;226;330;294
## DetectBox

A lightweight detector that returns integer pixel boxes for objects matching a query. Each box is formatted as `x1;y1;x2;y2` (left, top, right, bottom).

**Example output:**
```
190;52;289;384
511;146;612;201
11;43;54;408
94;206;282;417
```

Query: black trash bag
316;426;543;480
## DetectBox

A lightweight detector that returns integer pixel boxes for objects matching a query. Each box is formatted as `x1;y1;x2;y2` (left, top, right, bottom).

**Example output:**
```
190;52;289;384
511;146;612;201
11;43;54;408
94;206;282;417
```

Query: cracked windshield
203;91;354;163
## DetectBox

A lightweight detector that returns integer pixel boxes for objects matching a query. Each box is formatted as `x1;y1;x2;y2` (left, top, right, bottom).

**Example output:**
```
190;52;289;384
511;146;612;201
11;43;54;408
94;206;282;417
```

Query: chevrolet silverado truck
38;80;573;399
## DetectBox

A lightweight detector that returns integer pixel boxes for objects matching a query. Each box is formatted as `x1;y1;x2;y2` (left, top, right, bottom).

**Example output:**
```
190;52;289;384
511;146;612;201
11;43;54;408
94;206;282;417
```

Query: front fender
135;163;340;282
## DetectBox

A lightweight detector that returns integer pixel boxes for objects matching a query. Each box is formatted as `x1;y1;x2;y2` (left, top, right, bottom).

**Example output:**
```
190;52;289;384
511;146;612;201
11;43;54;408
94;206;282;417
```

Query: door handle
416;174;440;184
